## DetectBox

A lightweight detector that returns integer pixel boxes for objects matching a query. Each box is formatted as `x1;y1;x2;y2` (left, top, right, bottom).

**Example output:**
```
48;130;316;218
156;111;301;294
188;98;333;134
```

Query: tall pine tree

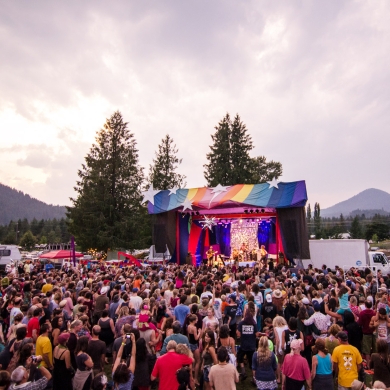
230;114;254;184
148;135;186;190
204;114;231;186
67;111;146;252
204;113;282;186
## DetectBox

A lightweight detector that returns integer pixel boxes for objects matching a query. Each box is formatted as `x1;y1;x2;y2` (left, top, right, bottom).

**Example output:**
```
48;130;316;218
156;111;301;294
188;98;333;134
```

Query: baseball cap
336;331;348;341
132;288;139;293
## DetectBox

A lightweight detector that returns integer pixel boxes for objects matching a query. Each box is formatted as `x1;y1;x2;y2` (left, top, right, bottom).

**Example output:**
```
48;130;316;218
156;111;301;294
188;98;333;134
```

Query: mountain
0;183;66;225
321;188;390;218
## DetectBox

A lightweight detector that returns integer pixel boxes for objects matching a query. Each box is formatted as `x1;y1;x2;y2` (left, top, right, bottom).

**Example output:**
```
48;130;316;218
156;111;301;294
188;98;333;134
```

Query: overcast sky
1;1;389;210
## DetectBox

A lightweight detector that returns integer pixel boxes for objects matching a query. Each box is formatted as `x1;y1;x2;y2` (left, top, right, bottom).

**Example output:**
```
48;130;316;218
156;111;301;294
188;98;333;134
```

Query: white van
0;245;22;270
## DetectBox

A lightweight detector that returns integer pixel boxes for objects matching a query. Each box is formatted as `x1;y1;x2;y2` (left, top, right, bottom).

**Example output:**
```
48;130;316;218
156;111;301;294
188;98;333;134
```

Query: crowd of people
0;258;389;390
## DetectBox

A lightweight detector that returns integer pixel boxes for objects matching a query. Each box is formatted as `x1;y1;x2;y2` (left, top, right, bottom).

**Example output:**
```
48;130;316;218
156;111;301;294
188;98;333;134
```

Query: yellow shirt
41;284;53;293
332;343;362;387
36;335;53;368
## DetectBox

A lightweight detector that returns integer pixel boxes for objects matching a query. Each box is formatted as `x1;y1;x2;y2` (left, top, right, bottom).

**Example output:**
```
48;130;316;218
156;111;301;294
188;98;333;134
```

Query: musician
232;248;239;261
206;246;217;266
240;242;248;253
250;248;258;261
260;245;268;267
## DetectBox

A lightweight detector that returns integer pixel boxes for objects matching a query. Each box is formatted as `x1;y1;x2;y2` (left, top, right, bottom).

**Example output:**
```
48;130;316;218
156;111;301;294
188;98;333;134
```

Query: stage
145;182;310;266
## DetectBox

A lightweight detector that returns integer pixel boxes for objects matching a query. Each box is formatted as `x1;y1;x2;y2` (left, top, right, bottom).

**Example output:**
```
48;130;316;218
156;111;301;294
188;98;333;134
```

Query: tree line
306;202;390;241
0;218;70;250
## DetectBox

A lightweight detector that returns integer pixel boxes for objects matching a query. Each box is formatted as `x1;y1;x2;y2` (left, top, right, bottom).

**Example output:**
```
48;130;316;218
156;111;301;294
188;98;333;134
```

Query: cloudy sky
1;1;389;209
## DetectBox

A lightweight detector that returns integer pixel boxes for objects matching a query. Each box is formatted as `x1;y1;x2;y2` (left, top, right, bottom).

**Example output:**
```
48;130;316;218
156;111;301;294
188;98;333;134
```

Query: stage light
196;211;200;215
261;208;265;213
255;209;259;213
244;210;248;214
191;212;195;216
250;209;254;213
240;219;243;223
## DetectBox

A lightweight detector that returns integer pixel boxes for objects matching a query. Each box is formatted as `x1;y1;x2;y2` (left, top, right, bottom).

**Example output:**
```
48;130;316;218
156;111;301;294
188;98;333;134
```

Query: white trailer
302;239;390;272
0;245;22;270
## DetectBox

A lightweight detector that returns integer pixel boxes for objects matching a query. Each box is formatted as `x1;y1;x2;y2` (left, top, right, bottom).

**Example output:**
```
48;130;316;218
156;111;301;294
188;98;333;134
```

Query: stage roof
144;180;307;214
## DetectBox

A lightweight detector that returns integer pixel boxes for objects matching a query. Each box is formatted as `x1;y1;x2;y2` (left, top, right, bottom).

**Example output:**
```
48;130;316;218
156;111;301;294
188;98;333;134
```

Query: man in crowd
87;325;106;376
332;331;362;389
209;346;239;390
35;323;53;371
160;322;190;355
151;340;193;390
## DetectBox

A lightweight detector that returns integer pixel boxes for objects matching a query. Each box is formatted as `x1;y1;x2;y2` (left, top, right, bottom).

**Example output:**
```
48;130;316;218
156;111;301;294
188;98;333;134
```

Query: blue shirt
174;304;190;325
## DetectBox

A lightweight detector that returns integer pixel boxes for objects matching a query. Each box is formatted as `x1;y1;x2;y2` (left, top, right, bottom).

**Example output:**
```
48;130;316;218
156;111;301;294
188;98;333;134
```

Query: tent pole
176;212;180;265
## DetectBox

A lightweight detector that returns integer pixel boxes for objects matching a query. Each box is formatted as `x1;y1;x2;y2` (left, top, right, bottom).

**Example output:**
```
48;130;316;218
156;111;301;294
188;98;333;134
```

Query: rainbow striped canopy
147;181;307;214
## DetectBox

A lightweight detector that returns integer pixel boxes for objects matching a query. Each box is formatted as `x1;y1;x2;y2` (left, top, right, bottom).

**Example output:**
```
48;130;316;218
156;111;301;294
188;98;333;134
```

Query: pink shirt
282;354;310;381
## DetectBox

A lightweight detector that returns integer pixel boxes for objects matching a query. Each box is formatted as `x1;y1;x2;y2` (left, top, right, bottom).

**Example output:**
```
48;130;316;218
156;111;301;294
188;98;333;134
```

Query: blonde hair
176;343;193;358
272;315;287;328
257;336;271;364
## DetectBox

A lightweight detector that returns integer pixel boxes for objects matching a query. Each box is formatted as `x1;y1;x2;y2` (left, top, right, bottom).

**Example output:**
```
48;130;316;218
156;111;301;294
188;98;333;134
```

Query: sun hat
100;286;109;294
273;289;282;299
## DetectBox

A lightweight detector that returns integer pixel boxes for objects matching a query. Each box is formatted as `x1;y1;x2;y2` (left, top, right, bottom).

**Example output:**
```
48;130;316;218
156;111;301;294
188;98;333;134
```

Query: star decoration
200;216;218;230
168;187;179;196
141;186;160;205
181;199;193;211
211;184;230;194
267;177;280;189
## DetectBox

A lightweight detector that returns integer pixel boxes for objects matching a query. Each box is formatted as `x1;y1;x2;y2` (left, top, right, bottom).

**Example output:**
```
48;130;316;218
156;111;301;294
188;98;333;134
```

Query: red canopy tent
39;250;83;259
117;252;142;267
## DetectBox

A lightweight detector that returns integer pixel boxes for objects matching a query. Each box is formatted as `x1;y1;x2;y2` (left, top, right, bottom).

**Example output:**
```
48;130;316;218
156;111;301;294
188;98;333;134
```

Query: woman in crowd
369;338;390;387
252;336;277;390
53;333;73;390
72;336;93;390
112;333;136;390
187;314;202;385
132;338;151;390
51;316;64;347
324;323;341;355
282;339;311;390
201;329;217;390
311;338;333;390
272;315;288;384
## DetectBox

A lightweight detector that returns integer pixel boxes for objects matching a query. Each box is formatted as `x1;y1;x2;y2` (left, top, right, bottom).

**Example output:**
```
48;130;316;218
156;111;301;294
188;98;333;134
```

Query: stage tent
143;181;310;266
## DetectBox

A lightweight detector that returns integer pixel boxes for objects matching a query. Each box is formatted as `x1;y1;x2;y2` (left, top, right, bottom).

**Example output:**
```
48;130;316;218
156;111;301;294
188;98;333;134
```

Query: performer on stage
260;245;268;267
206;246;217;267
250;248;258;261
240;242;248;260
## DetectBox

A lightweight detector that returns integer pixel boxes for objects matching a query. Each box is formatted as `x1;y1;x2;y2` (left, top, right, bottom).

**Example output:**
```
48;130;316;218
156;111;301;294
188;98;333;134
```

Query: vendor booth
143;181;310;266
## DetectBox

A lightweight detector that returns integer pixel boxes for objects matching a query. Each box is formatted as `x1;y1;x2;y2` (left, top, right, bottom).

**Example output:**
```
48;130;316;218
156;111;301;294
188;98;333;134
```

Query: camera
126;334;131;339
31;355;37;363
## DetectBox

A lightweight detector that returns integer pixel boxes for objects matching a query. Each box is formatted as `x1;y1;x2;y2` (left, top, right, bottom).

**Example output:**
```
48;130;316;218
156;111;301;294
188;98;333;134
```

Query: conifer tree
350;215;363;239
204;113;282;186
230;114;254;184
67;111;145;252
148;135;186;190
204;114;231;186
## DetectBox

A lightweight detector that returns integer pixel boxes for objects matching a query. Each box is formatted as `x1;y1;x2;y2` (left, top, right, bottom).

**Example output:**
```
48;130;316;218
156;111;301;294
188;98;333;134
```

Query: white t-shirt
130;295;143;313
213;298;222;319
251;292;263;307
200;291;213;300
164;290;173;302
